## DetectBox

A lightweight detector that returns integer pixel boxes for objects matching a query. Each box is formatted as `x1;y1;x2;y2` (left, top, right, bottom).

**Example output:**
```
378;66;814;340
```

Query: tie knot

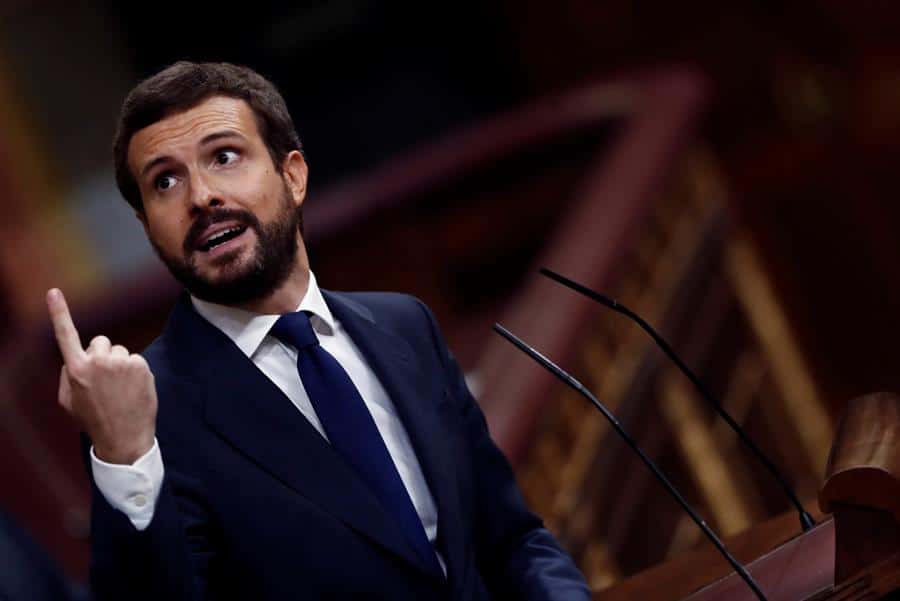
270;311;318;351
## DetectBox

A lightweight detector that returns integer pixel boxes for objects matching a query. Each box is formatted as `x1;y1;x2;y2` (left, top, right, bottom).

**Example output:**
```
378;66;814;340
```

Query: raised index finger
46;288;85;364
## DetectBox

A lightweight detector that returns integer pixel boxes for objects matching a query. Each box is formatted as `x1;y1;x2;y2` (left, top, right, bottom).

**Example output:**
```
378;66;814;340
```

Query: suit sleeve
414;300;591;601
83;437;217;600
90;439;163;530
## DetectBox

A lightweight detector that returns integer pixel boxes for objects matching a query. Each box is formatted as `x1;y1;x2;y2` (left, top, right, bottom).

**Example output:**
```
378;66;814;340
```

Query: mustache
183;208;259;254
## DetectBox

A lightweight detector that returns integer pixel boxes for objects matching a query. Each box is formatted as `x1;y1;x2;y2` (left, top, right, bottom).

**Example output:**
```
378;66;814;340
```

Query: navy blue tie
270;311;443;576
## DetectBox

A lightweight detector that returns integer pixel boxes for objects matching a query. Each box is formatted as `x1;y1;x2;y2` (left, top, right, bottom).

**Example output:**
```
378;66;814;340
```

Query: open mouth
198;225;248;252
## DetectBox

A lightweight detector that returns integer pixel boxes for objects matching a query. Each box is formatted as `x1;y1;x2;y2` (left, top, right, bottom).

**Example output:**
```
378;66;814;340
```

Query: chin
197;251;259;286
203;246;250;270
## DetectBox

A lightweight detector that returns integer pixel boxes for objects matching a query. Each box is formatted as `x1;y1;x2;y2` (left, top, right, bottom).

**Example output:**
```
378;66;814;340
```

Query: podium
596;392;900;600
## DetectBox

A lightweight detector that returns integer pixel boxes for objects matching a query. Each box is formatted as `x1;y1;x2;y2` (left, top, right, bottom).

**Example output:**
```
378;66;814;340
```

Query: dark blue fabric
0;509;90;601
270;312;443;577
84;291;591;600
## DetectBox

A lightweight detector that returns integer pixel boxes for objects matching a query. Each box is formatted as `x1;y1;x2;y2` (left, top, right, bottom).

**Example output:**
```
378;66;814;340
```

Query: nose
188;171;224;215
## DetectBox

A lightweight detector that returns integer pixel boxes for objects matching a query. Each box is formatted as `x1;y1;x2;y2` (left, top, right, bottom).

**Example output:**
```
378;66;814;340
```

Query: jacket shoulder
332;290;426;318
141;334;176;378
327;290;442;351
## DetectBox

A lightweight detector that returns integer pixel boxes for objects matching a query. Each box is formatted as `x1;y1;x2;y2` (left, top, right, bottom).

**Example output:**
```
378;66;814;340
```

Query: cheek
146;213;189;249
240;176;284;216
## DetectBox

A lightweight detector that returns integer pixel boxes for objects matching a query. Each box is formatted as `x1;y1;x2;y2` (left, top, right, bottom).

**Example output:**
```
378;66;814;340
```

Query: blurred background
2;0;900;594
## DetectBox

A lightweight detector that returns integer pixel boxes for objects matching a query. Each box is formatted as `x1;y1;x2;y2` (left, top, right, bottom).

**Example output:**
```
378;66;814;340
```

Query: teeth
208;227;239;243
202;226;242;250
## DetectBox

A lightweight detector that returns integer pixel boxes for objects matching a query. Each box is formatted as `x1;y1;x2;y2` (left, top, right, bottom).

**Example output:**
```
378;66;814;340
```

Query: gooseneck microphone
493;323;769;601
537;267;816;533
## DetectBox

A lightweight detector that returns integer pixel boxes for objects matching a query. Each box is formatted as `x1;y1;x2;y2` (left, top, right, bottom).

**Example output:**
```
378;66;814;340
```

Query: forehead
128;96;260;173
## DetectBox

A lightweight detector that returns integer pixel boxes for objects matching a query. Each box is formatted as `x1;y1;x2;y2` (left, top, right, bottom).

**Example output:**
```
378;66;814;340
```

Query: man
47;61;590;600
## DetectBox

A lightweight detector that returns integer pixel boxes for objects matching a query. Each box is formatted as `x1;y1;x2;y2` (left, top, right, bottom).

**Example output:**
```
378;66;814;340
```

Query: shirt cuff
90;439;164;531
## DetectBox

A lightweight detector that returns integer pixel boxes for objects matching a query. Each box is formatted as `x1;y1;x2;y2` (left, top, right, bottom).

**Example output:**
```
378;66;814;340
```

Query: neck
235;243;311;315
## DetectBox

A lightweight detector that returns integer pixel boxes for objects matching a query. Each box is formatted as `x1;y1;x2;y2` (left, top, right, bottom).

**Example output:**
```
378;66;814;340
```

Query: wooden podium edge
594;504;826;600
596;392;900;600
682;518;834;600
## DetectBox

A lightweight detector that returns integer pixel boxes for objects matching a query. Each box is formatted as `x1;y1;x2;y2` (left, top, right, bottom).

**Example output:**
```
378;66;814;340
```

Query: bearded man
47;61;590;601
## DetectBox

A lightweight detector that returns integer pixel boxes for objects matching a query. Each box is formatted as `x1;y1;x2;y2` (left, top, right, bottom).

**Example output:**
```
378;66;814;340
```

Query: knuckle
129;354;148;368
66;359;87;378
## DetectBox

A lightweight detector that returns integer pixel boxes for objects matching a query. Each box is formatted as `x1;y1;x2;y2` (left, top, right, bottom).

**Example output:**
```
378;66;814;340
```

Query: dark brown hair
113;61;302;212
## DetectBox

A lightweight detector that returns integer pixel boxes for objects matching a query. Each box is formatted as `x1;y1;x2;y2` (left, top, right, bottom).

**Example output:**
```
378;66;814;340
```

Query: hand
47;288;157;465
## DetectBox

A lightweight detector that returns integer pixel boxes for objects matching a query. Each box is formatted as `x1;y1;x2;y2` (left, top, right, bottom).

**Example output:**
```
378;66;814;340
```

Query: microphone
538;266;816;532
493;323;770;601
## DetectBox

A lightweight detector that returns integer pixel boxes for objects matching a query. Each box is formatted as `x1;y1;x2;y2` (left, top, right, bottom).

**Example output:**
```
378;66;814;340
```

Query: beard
150;184;302;306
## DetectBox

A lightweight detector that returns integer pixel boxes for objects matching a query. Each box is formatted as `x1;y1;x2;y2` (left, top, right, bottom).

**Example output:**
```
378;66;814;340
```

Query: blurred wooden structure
1;64;896;600
424;68;836;588
598;393;900;600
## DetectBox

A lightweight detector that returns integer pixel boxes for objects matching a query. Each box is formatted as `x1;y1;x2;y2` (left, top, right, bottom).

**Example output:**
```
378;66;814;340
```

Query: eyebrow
139;130;248;178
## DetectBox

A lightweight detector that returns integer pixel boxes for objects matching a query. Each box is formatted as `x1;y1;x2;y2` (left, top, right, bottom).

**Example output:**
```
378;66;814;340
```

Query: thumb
58;365;73;413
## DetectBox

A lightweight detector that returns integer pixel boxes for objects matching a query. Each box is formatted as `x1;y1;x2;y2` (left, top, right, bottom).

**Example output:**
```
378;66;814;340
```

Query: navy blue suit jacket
88;290;590;600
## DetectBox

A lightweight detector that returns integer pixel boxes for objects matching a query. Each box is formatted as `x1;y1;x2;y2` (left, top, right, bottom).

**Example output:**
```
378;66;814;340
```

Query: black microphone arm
538;266;816;533
493;323;770;601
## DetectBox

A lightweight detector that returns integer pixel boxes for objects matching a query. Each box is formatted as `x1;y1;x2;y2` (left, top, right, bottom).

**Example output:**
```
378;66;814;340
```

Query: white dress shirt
90;272;443;567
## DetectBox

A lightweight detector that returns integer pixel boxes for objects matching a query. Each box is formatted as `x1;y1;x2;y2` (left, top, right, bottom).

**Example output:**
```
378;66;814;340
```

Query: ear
281;150;308;209
135;210;149;234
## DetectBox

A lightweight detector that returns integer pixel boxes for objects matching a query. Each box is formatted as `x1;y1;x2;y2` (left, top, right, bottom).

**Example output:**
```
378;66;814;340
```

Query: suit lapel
324;292;466;590
162;295;430;575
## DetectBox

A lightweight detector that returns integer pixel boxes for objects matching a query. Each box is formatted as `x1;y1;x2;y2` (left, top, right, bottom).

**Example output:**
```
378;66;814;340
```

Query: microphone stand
493;323;769;601
538;267;816;533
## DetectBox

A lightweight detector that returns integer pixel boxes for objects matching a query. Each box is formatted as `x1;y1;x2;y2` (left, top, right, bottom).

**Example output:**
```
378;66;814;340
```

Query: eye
214;149;239;166
154;173;178;191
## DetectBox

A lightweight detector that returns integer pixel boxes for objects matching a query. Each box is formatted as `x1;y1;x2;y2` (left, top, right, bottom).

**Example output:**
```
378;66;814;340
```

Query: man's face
128;96;308;305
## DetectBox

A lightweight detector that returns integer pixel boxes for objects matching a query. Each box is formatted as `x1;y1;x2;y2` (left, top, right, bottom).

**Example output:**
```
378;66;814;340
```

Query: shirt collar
190;271;335;358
